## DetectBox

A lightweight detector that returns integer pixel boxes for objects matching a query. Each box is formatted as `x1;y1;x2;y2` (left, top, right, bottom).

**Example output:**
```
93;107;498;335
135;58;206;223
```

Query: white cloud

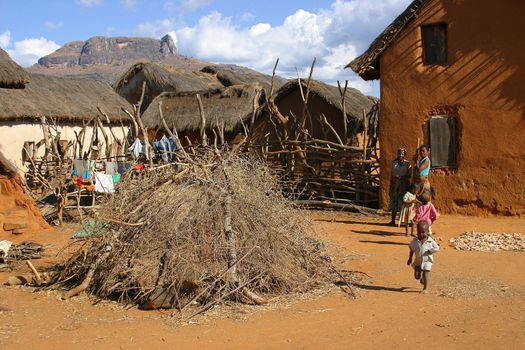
240;12;255;22
77;0;103;7
0;31;10;48
137;0;412;95
136;19;175;38
44;21;63;29
180;0;212;11
7;37;60;67
121;0;137;9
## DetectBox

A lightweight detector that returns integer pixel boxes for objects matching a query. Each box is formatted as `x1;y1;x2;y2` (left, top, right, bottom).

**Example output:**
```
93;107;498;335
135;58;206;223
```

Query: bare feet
420;289;428;294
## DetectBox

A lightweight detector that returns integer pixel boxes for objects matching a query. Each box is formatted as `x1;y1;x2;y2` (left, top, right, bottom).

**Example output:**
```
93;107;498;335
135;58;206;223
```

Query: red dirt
1;213;524;349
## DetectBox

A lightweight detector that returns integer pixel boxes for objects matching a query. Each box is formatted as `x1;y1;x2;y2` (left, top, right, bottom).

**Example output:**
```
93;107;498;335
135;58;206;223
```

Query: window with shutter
428;115;457;168
421;23;448;65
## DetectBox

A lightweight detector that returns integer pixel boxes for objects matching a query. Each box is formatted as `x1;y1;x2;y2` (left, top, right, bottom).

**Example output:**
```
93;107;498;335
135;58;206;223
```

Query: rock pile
449;232;525;252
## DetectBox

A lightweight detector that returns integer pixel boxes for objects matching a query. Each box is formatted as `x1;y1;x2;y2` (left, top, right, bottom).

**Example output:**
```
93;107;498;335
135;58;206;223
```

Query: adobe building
348;0;525;215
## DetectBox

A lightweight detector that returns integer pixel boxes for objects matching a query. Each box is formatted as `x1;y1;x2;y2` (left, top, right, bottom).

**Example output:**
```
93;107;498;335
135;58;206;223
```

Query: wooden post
337;80;348;145
196;94;208;147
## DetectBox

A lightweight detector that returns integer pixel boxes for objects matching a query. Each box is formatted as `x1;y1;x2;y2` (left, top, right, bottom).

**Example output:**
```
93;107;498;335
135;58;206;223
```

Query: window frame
421;22;448;66
428;115;457;169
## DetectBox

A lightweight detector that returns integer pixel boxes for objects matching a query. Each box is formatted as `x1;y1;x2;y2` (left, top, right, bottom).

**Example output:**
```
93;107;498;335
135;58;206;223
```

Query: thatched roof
274;80;373;122
114;61;222;97
201;65;286;91
347;0;429;80
0;48;29;89
141;84;265;132
0;73;133;122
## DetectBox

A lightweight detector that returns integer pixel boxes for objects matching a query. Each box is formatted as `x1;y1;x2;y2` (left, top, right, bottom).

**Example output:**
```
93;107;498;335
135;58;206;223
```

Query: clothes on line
94;172;115;193
73;160;92;180
153;135;177;163
128;138;147;159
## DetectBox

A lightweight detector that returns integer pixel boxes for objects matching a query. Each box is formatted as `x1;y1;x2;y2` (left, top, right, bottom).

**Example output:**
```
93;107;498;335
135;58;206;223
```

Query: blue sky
0;0;412;96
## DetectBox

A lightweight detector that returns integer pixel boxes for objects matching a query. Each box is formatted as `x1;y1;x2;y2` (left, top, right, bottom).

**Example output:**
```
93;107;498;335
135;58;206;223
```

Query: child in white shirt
399;183;420;236
407;220;440;293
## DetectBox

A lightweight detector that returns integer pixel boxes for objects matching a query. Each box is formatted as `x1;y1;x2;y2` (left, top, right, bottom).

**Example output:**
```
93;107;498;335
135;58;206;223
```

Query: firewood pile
449;232;525;252
48;147;342;316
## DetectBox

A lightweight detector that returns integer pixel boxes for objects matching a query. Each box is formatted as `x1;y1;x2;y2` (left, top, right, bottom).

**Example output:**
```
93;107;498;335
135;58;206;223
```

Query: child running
414;190;439;236
407;220;440;293
399;183;420;236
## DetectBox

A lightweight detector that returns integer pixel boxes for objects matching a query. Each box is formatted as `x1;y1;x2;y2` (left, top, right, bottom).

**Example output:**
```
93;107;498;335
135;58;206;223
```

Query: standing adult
389;147;411;225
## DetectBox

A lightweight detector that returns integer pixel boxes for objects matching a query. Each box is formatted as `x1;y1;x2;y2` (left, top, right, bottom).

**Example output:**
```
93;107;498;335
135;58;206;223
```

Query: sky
0;0;412;96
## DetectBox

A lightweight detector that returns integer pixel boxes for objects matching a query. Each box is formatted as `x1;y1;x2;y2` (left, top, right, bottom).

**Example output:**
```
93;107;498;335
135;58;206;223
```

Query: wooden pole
196;94;208;147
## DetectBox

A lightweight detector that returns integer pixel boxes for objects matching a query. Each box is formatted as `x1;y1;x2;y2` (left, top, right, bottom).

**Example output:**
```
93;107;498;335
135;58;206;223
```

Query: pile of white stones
449;232;525;252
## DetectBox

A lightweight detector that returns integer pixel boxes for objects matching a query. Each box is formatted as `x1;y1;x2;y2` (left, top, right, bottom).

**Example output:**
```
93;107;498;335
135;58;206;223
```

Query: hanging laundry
73;159;91;180
94;172;115;193
112;173;121;184
105;161;118;175
117;162;132;175
128;138;145;159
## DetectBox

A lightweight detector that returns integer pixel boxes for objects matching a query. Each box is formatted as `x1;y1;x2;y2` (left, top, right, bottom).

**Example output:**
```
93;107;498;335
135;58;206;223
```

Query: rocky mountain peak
160;35;176;56
37;35;178;68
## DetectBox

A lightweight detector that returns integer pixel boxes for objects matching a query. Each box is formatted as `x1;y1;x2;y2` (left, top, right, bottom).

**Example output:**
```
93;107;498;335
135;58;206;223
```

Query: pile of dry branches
50;148;337;314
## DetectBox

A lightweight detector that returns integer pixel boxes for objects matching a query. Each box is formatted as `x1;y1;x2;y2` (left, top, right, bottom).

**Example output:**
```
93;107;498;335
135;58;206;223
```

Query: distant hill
28;35;208;82
27;35;284;88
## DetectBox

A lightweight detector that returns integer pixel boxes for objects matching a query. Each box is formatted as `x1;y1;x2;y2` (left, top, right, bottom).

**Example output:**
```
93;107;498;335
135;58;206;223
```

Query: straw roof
201;65;286;91
0;74;133;122
114;61;222;96
347;0;429;80
274;80;373;122
141;84;265;132
0;48;29;89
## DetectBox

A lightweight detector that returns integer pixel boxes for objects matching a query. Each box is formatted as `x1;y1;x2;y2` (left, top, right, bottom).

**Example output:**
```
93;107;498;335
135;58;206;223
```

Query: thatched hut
0;48;29;89
141;84;265;145
114;62;223;111
0;73;133;170
251;79;374;145
200;65;286;92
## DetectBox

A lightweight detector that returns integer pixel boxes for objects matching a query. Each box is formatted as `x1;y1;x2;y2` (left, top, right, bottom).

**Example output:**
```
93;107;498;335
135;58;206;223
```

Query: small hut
114;62;223;111
141;84;265;145
0;48;29;89
0;73;133;171
247;79;379;209
252;79;374;145
200;65;286;92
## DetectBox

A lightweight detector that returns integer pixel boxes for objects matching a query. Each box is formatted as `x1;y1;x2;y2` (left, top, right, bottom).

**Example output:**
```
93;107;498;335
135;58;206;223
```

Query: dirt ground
1;213;524;349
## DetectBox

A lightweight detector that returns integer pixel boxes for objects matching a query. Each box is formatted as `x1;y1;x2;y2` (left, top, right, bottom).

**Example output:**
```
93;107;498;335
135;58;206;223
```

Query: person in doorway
407;220;440;294
389;147;411;225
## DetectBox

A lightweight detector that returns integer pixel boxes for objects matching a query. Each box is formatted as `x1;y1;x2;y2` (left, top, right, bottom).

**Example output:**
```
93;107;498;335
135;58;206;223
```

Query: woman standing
389;147;411;225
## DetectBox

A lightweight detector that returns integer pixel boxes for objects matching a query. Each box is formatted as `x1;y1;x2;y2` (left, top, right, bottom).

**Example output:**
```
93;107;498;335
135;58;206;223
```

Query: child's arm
432;204;440;223
407;249;414;265
426;240;440;254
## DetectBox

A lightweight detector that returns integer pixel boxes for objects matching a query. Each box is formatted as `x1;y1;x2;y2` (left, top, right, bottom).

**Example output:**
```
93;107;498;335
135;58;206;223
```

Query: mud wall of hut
0;121;129;172
378;0;525;215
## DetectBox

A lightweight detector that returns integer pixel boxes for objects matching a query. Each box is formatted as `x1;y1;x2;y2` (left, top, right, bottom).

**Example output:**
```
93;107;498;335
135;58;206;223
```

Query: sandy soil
1;213;524;349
